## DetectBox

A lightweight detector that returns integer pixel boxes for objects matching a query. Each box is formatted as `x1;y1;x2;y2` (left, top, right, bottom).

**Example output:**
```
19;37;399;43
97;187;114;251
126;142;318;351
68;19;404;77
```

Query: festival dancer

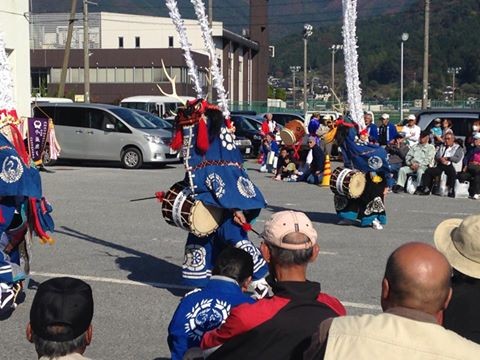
325;117;391;230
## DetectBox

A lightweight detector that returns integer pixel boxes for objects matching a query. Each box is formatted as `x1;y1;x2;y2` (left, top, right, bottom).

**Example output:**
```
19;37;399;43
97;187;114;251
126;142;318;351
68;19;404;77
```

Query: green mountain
271;0;480;100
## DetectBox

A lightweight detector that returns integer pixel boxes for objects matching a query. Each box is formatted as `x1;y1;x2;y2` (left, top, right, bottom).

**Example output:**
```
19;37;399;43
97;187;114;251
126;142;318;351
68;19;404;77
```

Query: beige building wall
0;0;31;117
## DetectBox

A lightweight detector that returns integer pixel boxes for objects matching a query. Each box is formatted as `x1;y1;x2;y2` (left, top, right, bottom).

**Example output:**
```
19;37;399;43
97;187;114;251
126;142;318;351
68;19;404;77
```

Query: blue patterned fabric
0;134;42;199
168;276;254;360
182;121;266;211
341;127;391;175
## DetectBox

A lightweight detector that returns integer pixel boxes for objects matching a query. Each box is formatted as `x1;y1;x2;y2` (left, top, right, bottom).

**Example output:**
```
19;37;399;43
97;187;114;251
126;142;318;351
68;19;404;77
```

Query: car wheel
42;145;57;166
121;147;143;169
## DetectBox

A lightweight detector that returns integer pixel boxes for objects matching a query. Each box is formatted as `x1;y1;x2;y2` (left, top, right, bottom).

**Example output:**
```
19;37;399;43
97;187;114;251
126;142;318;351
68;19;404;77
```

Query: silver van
32;103;179;169
416;109;480;140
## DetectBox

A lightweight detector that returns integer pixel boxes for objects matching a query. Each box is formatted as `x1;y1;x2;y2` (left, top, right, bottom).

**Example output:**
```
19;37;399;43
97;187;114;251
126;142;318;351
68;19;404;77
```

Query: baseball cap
261;211;317;250
407;114;416;121
30;277;94;342
380;113;390;120
434;118;442;123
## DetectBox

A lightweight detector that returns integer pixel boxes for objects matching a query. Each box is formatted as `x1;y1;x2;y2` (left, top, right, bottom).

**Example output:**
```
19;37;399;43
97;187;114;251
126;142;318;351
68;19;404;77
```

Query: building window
168;36;174;48
135;36;140;48
118;37;124;48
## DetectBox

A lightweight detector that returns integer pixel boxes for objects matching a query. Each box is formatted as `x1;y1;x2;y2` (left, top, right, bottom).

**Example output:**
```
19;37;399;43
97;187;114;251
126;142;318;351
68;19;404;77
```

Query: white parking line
31;271;378;310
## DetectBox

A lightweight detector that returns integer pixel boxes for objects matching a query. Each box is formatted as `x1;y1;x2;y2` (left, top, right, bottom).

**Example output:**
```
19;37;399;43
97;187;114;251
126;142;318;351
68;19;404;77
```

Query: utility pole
208;0;213;101
58;0;77;98
422;0;430;109
83;0;90;103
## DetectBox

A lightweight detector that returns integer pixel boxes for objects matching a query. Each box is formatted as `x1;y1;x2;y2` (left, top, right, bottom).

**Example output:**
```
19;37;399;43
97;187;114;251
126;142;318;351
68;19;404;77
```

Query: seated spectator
442;118;454;139
417;133;464;197
434;214;480;344
402;114;421;146
280;155;299;181
385;133;409;189
298;137;325;185
393;130;435;193
261;113;278;136
458;133;480;199
274;147;289;180
364;111;378;144
465;120;480;152
318;116;334;156
260;133;279;173
26;277;94;360
305;242;480;360
201;211;346;359
168;247;254;360
431;118;443;147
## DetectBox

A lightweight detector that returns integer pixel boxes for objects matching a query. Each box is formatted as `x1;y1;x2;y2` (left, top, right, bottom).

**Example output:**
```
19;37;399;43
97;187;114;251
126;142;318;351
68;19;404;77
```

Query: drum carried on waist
330;167;366;199
280;119;306;145
162;182;224;237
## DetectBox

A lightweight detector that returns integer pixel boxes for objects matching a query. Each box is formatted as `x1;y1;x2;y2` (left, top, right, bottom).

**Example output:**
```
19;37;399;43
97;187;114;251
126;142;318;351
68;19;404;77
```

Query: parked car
231;114;264;156
235;137;253;158
415;109;480;140
133;109;173;130
32;103;179;169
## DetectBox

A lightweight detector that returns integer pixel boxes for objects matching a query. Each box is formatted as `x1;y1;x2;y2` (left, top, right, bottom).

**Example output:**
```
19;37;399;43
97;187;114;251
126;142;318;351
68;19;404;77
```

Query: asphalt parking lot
1;160;479;359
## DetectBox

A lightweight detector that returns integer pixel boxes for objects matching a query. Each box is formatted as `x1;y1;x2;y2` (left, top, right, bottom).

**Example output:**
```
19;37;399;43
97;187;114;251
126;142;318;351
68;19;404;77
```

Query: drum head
280;129;296;145
190;201;224;237
348;172;366;198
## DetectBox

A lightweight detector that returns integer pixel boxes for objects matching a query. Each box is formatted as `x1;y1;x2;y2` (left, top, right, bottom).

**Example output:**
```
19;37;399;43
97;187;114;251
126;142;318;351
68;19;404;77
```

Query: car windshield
236;117;258;131
110;108;158;129
136;111;173;129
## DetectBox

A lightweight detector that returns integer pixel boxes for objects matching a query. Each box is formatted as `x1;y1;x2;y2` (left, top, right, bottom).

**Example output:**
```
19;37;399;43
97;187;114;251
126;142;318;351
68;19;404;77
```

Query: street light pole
289;65;300;109
329;44;343;102
303;24;313;118
447;66;461;103
83;0;90;103
400;33;409;122
422;0;430;109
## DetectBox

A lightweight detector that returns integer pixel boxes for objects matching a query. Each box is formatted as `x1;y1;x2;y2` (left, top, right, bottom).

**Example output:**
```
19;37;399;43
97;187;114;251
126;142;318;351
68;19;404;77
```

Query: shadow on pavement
57;226;188;296
266;204;339;225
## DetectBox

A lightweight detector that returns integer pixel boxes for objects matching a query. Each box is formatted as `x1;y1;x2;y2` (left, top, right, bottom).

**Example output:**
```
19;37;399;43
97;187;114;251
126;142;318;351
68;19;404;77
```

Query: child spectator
431;118;443;147
281;155;299;181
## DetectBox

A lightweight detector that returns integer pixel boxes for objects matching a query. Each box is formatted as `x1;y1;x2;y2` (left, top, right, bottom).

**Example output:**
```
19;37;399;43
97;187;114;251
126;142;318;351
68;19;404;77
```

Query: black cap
30;277;94;342
420;130;430;138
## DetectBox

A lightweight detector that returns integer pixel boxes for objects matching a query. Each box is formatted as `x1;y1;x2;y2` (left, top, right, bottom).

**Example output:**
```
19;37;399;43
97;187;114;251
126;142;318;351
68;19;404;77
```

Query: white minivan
120;95;193;117
32;103;179;169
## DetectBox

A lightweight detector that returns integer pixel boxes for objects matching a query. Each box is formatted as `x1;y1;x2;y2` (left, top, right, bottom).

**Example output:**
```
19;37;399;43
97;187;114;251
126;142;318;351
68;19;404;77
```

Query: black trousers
421;164;457;189
458;164;480;195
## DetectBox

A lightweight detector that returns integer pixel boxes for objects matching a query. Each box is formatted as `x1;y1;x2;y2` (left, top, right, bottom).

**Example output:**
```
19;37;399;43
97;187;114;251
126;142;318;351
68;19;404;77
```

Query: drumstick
241;222;261;237
130;196;157;202
130;191;165;202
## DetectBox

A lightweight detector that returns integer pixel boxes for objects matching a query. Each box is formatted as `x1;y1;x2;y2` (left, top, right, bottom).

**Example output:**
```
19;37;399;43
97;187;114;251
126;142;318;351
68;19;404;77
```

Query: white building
30;12;262;104
1;0;31;117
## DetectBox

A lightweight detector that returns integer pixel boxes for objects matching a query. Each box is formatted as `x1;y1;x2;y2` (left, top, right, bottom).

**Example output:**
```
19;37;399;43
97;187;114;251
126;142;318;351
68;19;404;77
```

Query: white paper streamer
165;0;203;98
190;0;230;118
0;33;15;112
342;0;364;129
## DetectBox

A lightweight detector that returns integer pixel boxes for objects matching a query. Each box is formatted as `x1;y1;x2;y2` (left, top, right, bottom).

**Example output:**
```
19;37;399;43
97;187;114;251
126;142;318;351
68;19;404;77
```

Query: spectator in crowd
402;114;421;146
298;136;325;184
378;113;398;146
274;147;290;180
364;111;378;143
416;133;464;197
465;120;480;152
304;242;480;360
385;133;409;189
201;211;346;360
393;130;435;193
168;247;254;360
458;132;480;199
442;118;454;138
26;277;94;360
280;155;299;182
259;133;279;173
261;113;278;136
308;113;321;144
318;116;335;156
431;118;443;147
434;214;480;344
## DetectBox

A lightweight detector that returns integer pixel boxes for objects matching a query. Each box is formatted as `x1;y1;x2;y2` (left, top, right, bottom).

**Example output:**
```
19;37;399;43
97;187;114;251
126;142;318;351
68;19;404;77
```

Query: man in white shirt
402;114;421;146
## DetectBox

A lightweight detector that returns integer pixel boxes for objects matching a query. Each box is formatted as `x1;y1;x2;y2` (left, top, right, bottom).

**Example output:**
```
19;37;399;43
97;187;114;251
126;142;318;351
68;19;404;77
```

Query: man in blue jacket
378;113;398;146
168;247;255;360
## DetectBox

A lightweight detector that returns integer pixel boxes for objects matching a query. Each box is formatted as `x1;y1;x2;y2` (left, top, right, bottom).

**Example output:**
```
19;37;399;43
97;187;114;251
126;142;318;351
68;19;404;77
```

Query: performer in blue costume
325;118;391;229
169;99;269;292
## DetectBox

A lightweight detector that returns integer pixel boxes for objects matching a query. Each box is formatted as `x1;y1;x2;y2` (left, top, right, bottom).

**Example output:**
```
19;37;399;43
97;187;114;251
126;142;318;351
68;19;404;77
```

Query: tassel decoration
196;118;209;153
155;191;165;203
171;129;183;150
